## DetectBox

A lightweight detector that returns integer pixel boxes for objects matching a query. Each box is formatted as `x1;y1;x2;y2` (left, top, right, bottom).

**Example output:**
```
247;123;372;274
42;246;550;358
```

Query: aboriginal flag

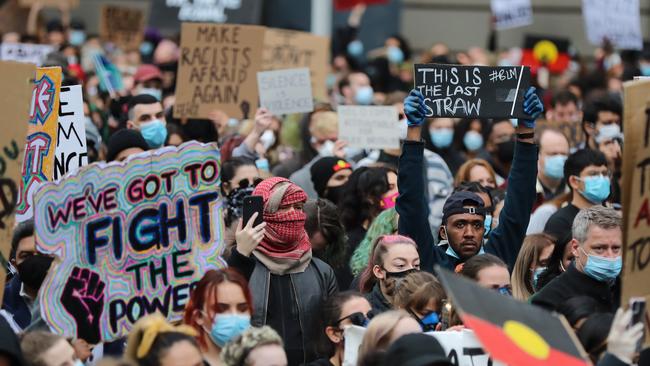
435;266;589;366
521;35;571;74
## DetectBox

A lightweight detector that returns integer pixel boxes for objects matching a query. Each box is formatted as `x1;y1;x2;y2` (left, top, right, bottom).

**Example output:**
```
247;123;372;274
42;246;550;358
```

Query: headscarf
252;177;312;274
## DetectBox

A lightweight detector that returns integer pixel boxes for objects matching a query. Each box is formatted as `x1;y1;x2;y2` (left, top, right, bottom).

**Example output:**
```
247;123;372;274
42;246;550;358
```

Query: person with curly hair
221;326;287;366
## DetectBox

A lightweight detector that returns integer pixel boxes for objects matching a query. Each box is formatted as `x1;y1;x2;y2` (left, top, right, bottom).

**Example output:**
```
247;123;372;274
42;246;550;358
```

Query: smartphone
629;297;646;352
242;195;264;227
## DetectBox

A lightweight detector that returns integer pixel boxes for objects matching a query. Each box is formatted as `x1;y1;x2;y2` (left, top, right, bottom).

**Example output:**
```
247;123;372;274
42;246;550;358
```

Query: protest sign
490;0;533;30
536;120;584;150
263;28;330;101
18;0;79;8
34;142;226;343
16;66;61;223
99;5;147;51
429;330;506;366
414;64;531;119
54;85;87;181
150;0;263;34
582;0;642;50
1;43;54;66
621;80;650;346
175;23;266;120
337;106;400;150
0;61;36;305
435;266;589;366
257;68;314;116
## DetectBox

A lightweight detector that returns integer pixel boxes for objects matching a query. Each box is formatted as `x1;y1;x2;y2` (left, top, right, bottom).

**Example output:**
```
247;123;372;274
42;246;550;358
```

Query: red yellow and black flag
435;266;590;366
521;35;571;75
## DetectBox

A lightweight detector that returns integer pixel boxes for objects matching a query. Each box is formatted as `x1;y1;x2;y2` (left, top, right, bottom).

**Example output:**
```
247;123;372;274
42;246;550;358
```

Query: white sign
343;325;366;366
337;106;400;150
54;85;87;181
257;68;314;116
166;0;241;22
429;330;507;366
0;43;54;66
491;0;533;30
582;0;642;50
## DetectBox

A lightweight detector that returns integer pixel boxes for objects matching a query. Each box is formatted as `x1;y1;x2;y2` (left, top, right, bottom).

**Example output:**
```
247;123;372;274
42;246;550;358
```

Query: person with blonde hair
391;271;446;331
356;310;422;366
220;326;287;366
454;158;497;189
511;233;555;301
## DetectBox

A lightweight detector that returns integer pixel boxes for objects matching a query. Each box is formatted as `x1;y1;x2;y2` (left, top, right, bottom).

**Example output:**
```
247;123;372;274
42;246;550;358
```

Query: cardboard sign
16;67;61;223
34;142;225;343
621;80;650;346
0;61;36;305
338;105;400;150
429;330;506;366
257;68;314;116
54;85;87;181
18;0;79;8
263;28;330;101
582;0;642;50
414;64;531;119
1;43;54;66
491;0;533;30
435;266;589;366
175;23;266;120
536;120;584;150
99;5;146;51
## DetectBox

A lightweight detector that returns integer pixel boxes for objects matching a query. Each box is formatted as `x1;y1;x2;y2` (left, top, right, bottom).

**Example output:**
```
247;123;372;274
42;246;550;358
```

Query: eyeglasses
336;310;374;327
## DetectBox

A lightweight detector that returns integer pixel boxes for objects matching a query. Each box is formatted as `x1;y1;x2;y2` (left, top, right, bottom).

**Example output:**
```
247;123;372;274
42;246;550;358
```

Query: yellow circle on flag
533;40;559;64
503;320;551;359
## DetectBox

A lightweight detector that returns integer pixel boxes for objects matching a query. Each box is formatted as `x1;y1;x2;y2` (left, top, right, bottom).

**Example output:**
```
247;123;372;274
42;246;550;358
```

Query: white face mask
317;140;336;157
259;130;276;150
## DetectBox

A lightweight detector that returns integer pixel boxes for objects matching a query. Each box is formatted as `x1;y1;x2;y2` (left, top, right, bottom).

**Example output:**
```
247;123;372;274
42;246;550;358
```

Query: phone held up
242;195;264;227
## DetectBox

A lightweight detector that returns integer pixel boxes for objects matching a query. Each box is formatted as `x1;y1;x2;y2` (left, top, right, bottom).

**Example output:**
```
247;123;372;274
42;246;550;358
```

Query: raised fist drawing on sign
60;267;105;344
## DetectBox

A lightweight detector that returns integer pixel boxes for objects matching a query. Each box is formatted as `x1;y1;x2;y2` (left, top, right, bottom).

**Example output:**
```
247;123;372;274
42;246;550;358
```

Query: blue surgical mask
443;227;485;259
463;131;483;151
580;248;622;282
642;64;650;76
73;360;84;366
140;41;154;56
419;312;440;331
483;214;492;237
69;30;86;46
544;155;567;180
140;87;162;101
326;73;338;89
355;86;374;105
386;46;404;64
207;313;251;347
430;128;454;149
578;175;611;203
347;40;364;57
140;119;168;148
532;267;546;289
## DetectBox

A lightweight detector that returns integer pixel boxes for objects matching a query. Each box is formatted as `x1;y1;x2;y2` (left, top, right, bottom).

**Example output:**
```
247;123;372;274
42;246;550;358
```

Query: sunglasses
236;177;264;189
336;310;374;327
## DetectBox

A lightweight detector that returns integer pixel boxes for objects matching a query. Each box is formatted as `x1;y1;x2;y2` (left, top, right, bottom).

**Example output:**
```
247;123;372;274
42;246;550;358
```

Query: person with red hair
228;177;338;365
183;268;253;366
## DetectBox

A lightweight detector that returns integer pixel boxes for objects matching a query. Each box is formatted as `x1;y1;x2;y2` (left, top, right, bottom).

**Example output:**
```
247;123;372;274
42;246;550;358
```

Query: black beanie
310;157;351;197
106;129;149;162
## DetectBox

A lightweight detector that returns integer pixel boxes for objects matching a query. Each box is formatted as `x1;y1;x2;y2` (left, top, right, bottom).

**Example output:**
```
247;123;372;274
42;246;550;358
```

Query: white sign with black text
1;43;54;66
582;0;642;50
54;85;87;181
257;68;314;116
491;0;533;30
337;106;400;150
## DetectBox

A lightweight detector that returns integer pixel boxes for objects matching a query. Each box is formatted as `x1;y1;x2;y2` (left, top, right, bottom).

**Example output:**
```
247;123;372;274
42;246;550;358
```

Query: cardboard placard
263;28;330;101
16;66;61;223
174;23;266;120
536;120;584;150
414;64;531;119
99;5;146;51
582;0;642;50
337;105;400;150
1;43;54;66
257;68;314;116
18;0;79;8
34;142;226;343
491;0;533;30
621;79;650;346
0;61;36;305
54;85;87;181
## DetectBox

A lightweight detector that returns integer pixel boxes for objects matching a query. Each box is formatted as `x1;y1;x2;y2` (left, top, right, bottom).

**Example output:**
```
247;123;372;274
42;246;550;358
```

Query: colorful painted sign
16;66;61;223
34;142;226;343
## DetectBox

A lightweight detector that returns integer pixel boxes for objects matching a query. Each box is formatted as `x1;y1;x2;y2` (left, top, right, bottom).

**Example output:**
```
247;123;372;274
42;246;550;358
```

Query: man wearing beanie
106;129;150;162
310;157;352;205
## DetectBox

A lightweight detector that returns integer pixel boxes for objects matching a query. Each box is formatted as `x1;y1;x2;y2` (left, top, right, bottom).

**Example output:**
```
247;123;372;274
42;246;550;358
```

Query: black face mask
383;267;418;279
496;140;515;164
17;255;54;290
324;185;345;205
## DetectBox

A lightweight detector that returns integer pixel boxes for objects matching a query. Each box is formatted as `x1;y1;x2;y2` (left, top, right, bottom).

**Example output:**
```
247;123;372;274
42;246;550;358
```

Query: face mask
642;64;650;76
73;360;84;366
228;118;239;128
496;140;515;163
326;73;338;89
324;185;345;204
69;30;86;46
139;87;162;101
140;41;154;56
578;175;611;204
347;39;364;57
380;191;399;209
596;124;622;144
443;226;485;259
344;146;364;159
317;139;336;157
67;55;78;66
17;255;54;290
259;130;276;150
355;86;374;105
399;118;408;140
255;158;270;172
207;313;251;348
419;311;440;332
543;154;567;180
532;267;546;289
580;248;622;282
463;131;483;151
483;214;492;237
140;119;168;148
430;128;454;149
383;267;418;280
386;46;404;64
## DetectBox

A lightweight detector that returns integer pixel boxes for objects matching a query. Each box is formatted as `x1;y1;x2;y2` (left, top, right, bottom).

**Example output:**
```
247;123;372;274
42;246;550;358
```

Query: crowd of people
0;2;648;366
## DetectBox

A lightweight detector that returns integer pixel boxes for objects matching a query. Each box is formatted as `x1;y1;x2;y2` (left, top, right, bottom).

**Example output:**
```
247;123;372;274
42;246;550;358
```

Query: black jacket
228;249;338;365
0;315;24;365
396;140;538;272
531;263;615;312
365;283;392;315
